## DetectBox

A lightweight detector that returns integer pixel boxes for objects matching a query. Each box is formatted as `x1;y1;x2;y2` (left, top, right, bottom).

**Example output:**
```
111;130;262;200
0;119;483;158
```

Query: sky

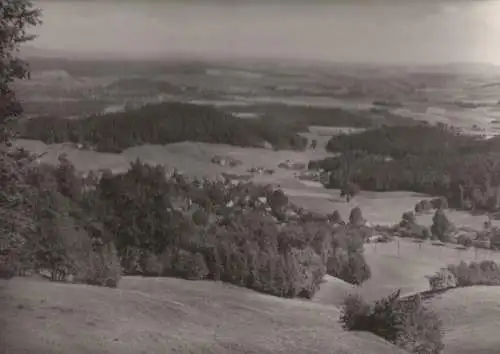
30;0;500;65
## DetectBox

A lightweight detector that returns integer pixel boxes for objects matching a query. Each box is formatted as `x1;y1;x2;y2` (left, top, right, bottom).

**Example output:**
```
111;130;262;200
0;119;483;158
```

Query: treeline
3;154;372;299
428;260;500;290
325;123;475;159
225;104;419;130
311;123;500;212
18;102;309;152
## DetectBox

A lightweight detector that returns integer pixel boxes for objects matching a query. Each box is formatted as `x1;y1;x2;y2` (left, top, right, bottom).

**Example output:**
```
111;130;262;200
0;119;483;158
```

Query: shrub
340;290;444;354
349;207;365;227
341;182;361;201
427;268;458;291
328;210;344;224
431;209;454;243
327;226;371;285
430;197;448;210
400;211;416;227
339;293;371;330
415;200;433;214
456;233;474;248
400;223;431;240
168;249;209;281
444;260;500;287
78;243;122;288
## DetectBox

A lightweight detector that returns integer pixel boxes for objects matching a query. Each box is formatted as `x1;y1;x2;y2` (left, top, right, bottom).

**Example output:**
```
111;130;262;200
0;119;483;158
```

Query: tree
54;153;82;200
431;209;453;242
0;1;42;277
341;181;360;202
349;207;365;227
400;211;415;228
0;1;42;133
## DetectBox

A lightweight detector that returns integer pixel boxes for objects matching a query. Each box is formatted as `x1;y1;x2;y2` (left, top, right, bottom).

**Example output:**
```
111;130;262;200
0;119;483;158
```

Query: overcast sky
31;0;500;64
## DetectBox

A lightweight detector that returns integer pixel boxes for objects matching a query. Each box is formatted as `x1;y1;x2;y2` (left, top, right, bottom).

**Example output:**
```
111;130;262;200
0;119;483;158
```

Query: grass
427;286;500;354
313;238;500;307
1;276;409;354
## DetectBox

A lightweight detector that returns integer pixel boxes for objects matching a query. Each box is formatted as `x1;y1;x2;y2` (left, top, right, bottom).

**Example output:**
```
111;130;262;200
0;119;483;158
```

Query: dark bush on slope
340;290;444;354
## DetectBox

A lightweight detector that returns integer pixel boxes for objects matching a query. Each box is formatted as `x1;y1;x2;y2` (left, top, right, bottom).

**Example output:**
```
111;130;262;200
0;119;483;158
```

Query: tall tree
0;1;42;277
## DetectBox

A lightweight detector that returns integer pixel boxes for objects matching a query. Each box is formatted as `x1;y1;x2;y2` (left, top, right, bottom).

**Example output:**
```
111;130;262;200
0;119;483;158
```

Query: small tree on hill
431;209;453;242
341;181;360;202
400;211;416;228
328;210;344;224
349;207;365;227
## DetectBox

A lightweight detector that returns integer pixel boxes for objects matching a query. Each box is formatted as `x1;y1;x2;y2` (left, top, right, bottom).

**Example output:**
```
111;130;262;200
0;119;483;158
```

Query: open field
428;286;500;354
314;237;500;307
0;276;409;354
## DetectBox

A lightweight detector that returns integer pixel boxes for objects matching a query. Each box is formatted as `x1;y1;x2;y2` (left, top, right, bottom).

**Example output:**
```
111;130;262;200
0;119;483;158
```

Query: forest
310;123;500;212
18;101;418;153
3;155;372;299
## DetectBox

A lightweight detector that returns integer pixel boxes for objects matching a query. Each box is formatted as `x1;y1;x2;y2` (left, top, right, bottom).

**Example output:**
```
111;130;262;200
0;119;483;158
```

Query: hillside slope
428;286;500;354
0;276;409;354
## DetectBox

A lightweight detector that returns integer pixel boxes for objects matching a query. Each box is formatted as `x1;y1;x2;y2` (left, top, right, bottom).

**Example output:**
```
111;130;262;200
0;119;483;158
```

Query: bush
79;243;122;288
400;211;416;228
340;290;444;354
444;260;500;287
349;207;365;227
341;182;361;201
339;293;372;330
430;197;448;210
327;226;371;285
427;268;458;291
431;210;454;243
415;200;433;214
328;210;344;224
456;233;474;248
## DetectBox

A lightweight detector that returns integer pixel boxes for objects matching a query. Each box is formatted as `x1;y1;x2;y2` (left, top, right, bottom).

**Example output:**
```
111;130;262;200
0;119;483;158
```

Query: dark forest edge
309;123;500;214
16;101;418;153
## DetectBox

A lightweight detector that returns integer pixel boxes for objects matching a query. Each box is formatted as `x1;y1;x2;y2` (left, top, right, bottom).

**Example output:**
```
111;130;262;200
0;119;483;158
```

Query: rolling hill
0;276;409;354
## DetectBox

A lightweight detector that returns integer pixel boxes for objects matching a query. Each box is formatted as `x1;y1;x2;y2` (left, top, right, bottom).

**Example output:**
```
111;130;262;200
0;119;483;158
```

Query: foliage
431;210;454;243
327;225;371;285
85;159;372;297
349;207;365;226
400;211;416;228
426;268;458;291
340;290;444;354
23;161;122;286
341;182;360;202
19;102;309;152
0;0;42;278
442;260;500;287
312;123;500;213
325;123;470;159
